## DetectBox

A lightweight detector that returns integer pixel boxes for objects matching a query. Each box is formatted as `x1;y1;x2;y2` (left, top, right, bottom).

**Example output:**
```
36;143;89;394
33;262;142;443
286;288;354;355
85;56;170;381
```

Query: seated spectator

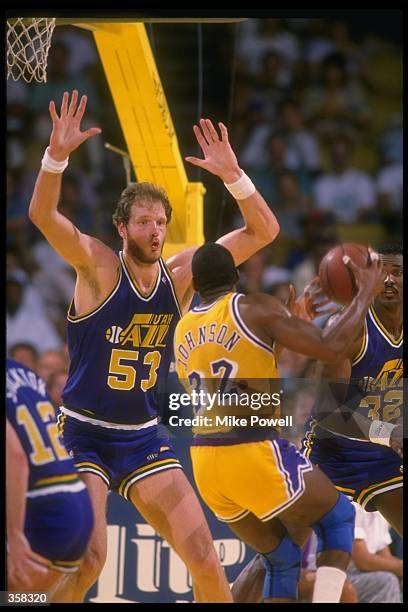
313;134;376;223
37;350;69;386
248;132;313;206
279;100;321;173
376;122;402;239
276;171;312;240
303;51;370;140
6;270;62;354
8;342;39;373
347;502;402;603
48;369;69;408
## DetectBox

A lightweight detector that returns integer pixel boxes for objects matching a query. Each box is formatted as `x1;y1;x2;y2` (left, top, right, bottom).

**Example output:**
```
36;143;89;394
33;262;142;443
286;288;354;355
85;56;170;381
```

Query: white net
7;18;56;83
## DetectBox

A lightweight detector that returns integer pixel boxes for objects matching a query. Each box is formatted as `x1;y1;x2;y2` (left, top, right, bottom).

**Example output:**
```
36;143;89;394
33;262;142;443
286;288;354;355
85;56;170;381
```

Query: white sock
312;566;347;603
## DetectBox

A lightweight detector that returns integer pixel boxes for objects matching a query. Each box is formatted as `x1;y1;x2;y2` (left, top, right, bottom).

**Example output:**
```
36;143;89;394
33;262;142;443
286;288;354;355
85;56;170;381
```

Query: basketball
318;243;370;305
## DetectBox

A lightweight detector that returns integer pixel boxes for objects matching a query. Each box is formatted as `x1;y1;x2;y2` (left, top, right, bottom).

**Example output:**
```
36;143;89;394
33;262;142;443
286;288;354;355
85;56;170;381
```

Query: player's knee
262;534;301;600
312;493;355;554
80;545;106;581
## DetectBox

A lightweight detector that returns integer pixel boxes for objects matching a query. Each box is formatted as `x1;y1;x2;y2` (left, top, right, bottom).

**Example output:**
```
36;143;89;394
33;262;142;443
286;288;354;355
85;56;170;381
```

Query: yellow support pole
91;22;205;255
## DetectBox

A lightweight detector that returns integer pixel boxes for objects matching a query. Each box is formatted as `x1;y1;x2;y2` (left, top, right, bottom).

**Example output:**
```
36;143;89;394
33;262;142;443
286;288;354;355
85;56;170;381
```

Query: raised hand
343;247;385;296
185;119;241;183
48;90;101;161
287;277;339;322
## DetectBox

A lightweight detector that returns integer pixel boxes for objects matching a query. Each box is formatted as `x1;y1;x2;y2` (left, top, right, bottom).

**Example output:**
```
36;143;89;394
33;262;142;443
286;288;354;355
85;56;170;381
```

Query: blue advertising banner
85;438;255;603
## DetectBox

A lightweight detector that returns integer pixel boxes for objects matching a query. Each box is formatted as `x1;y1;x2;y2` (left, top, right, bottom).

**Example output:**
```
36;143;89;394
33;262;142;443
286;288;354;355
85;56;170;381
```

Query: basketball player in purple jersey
28;90;280;602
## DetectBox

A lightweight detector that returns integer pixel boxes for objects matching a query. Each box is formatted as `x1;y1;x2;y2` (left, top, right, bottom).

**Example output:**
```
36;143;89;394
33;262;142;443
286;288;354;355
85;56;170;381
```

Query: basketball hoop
7;18;56;83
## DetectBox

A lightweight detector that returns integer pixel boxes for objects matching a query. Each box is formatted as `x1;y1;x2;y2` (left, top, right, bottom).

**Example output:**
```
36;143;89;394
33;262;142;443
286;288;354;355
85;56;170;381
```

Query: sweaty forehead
380;254;403;268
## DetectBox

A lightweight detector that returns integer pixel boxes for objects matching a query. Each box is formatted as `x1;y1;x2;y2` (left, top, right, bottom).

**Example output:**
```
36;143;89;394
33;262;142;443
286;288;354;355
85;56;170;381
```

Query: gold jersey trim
352;319;368;366
369;305;403;347
160;259;183;318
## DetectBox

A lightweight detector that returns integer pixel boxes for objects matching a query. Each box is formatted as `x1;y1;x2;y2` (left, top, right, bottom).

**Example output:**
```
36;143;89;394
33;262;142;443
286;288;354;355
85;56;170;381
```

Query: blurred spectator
57;171;96;234
279;100;320;173
313;135;376;223
347;503;402;603
248;133;312;205
303;51;370;140
7;80;29;169
53;26;99;78
37;350;69;386
236;19;300;79
376;119;402;238
7;169;29;253
48;369;69;407
8;342;39;372
276;171;312;240
303;19;336;71
6;270;62;354
238;249;292;295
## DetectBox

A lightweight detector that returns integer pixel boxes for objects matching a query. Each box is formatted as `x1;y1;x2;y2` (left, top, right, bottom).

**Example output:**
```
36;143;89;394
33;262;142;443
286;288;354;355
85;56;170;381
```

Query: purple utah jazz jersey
62;253;181;425
6;359;82;495
303;305;402;510
346;303;402;423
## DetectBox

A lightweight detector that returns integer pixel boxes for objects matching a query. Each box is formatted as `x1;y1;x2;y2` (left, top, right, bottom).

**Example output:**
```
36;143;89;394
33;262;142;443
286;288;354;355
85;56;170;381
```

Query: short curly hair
112;182;172;228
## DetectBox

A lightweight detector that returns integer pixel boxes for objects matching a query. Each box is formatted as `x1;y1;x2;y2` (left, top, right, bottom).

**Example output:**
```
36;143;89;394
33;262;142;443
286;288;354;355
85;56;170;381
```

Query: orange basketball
318;243;370;305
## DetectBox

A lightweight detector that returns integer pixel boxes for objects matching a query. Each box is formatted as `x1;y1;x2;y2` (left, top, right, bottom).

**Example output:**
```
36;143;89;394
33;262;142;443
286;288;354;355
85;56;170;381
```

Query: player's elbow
28;200;43;226
261;218;280;244
249;218;280;249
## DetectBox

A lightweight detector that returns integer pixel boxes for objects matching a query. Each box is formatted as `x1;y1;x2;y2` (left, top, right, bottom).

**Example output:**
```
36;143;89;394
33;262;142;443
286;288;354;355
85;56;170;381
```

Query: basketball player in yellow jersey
174;243;385;603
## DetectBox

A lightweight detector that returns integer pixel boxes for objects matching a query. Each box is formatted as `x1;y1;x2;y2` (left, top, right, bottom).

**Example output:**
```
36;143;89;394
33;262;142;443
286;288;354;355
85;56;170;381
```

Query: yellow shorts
190;438;312;523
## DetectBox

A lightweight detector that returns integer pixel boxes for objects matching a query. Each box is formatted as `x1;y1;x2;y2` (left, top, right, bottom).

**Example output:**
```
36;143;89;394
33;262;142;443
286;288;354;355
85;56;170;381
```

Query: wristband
224;171;256;200
368;419;397;446
41;147;69;173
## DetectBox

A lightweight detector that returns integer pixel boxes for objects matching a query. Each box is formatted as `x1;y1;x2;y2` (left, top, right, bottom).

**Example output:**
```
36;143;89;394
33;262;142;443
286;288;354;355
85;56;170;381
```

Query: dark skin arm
238;250;383;364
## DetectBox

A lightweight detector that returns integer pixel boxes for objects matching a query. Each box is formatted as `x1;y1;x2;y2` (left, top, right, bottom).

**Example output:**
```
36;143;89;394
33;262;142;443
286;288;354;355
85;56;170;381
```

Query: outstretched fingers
74;94;88;124
49;100;60;123
219;122;228;142
67;89;79;116
199;118;214;144
79;126;102;145
192;124;209;153
60;91;69;117
204;118;219;142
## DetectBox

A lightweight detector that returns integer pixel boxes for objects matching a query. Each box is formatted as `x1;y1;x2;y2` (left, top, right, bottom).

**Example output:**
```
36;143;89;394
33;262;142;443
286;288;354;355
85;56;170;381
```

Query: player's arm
28;90;116;271
352;540;403;576
274;277;339;376
260;250;384;363
6;420;49;587
166;119;280;310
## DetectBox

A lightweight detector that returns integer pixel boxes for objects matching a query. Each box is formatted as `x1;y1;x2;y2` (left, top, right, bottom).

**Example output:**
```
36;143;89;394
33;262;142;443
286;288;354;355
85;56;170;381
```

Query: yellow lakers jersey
174;292;280;435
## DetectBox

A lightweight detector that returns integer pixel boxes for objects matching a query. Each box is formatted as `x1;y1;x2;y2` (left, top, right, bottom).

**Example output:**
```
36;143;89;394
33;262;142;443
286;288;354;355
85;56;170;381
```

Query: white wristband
368;419;397;446
224;171;256;200
41;147;69;173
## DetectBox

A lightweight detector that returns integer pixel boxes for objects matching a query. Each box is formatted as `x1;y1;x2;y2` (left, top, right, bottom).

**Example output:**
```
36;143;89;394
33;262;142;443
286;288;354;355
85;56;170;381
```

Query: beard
126;235;163;264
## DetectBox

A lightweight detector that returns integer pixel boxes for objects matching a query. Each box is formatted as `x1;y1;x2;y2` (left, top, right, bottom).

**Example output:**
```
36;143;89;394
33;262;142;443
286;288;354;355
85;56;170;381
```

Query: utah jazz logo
106;314;174;348
358;359;403;422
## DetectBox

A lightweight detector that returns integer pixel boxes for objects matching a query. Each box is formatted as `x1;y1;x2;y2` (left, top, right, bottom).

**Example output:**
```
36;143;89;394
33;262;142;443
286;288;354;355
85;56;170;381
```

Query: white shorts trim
59;406;158;430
